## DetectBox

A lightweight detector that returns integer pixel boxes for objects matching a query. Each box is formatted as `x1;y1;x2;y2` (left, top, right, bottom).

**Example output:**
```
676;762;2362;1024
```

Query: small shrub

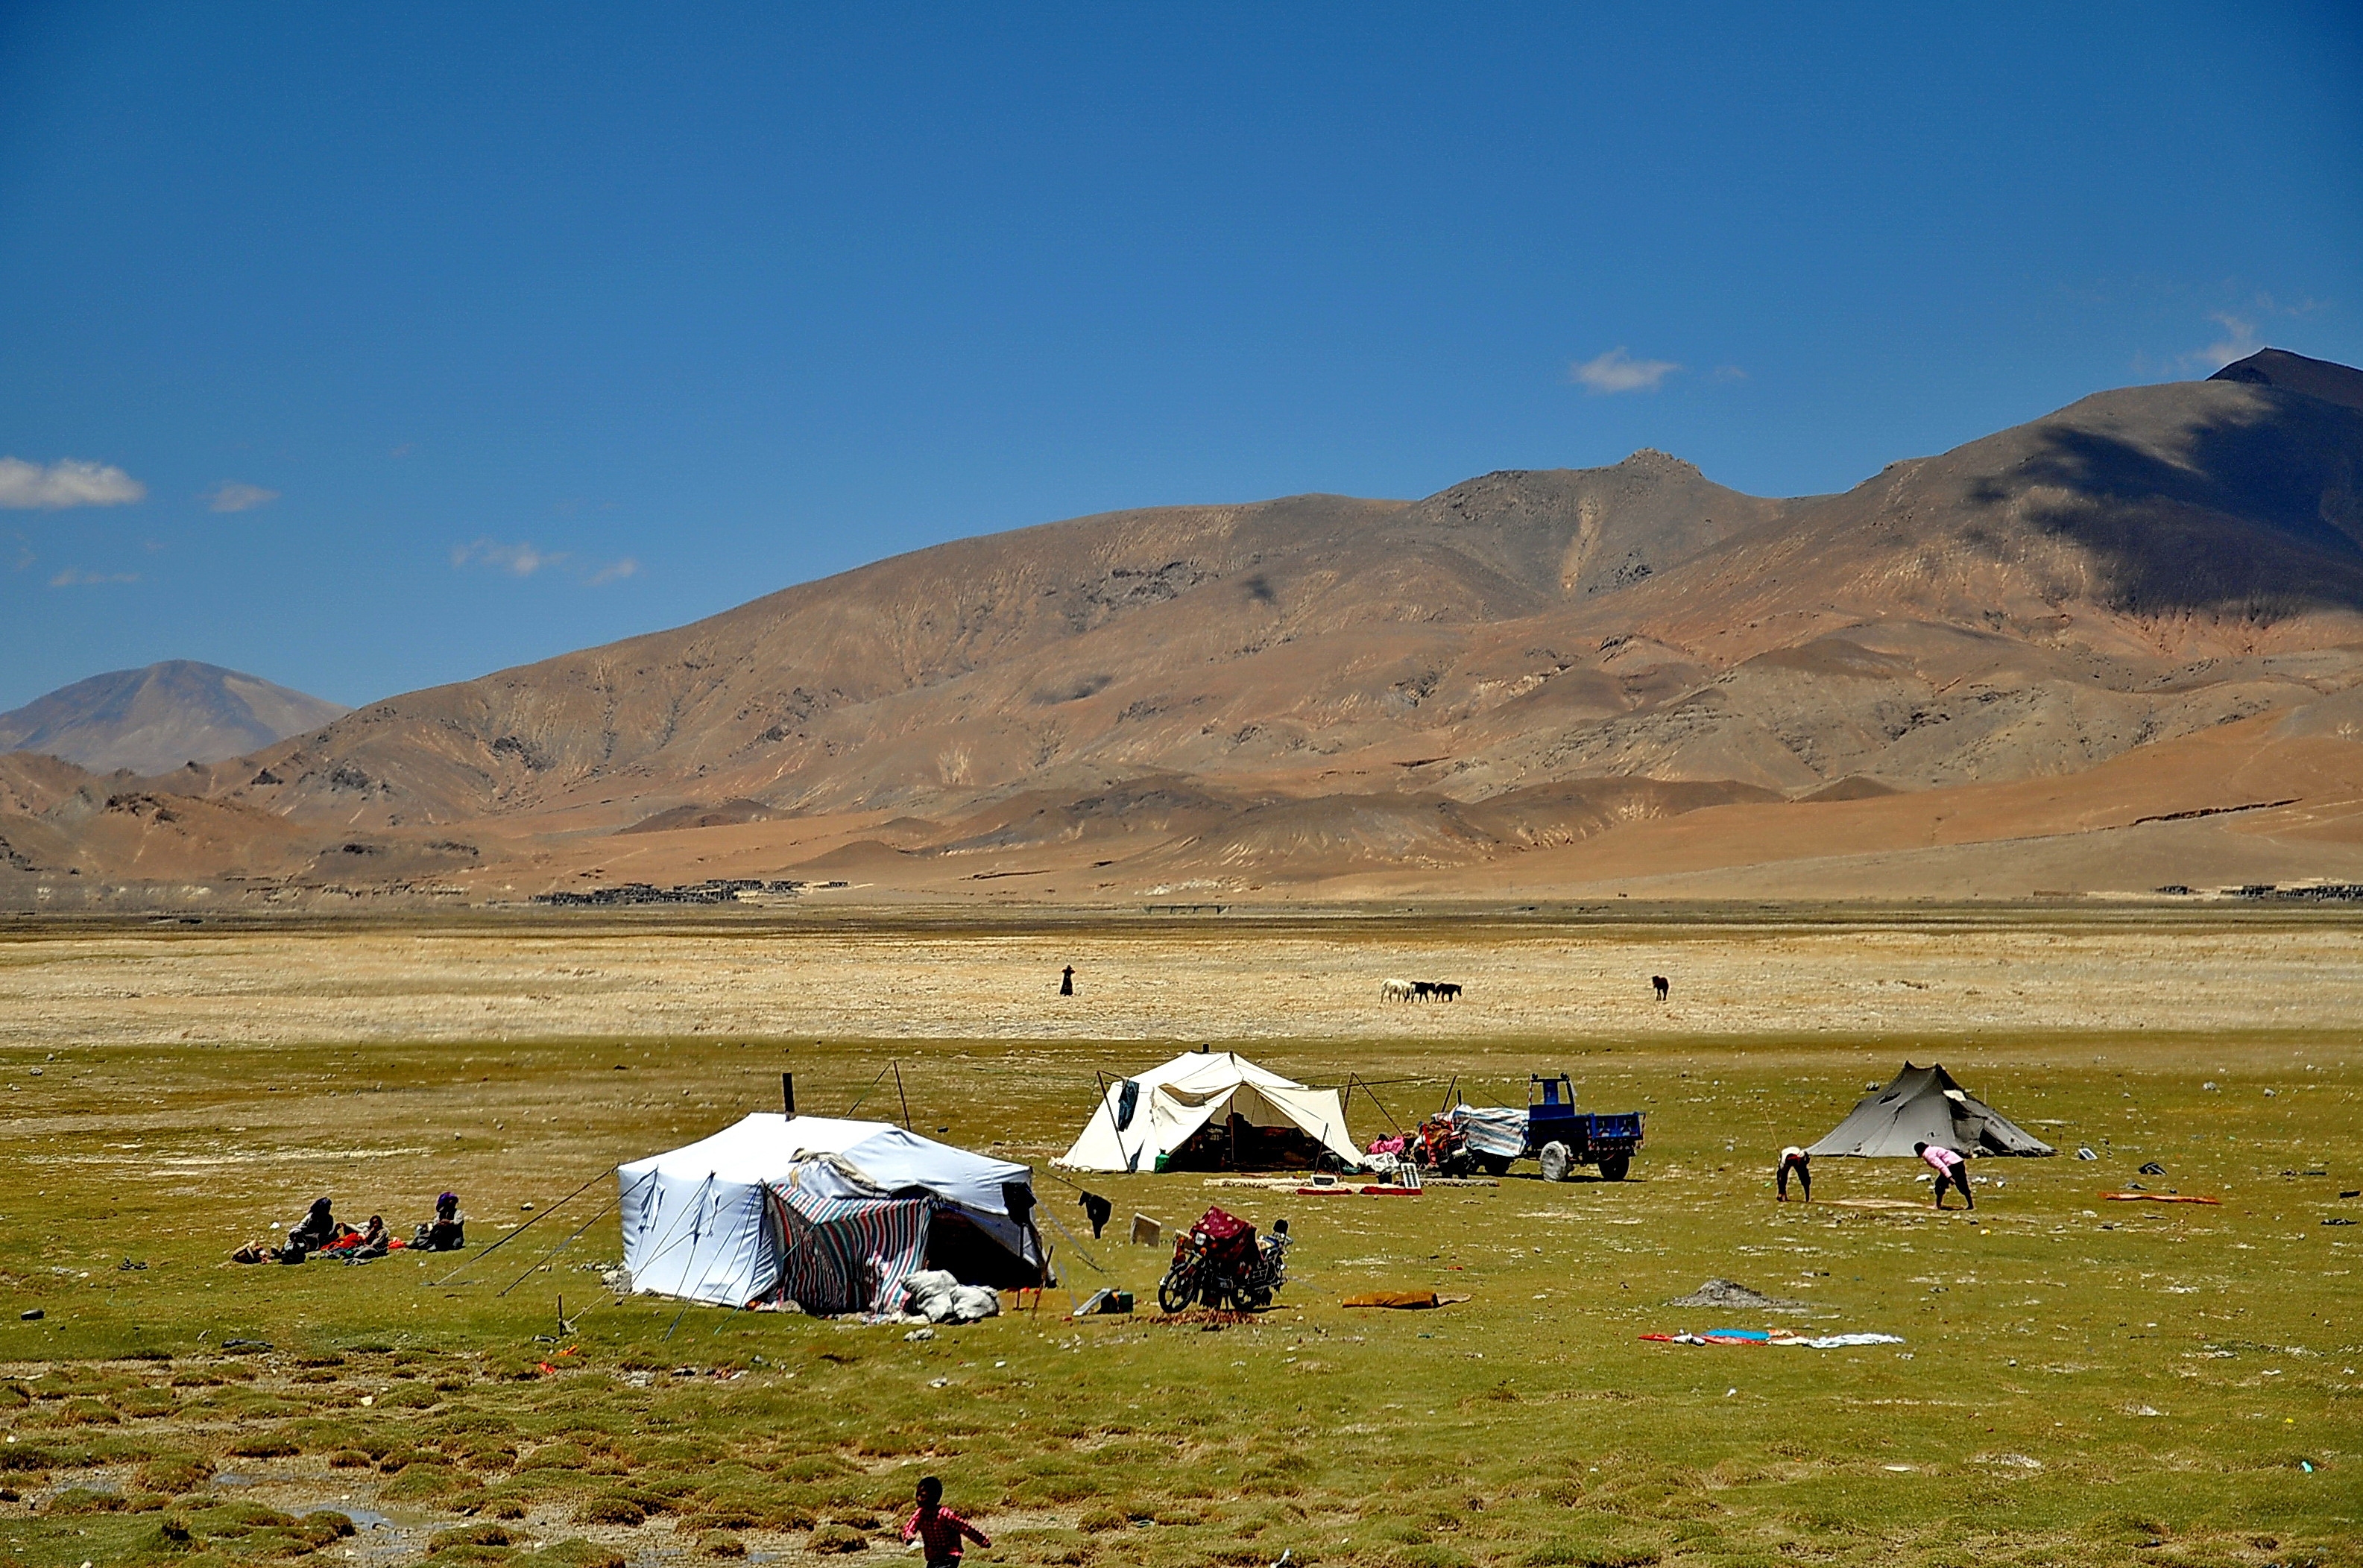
230;1434;299;1458
517;1542;625;1568
142;1516;195;1552
434;1524;519;1550
1079;1508;1126;1531
56;1397;121;1426
699;1532;747;1558
328;1450;373;1468
296;1511;359;1547
808;1523;870;1553
136;1456;214;1493
574;1496;646;1527
46;1486;125;1514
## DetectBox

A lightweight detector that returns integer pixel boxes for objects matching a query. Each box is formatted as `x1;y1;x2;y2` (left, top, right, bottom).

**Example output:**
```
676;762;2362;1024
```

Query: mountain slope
0;661;350;775
11;354;2363;905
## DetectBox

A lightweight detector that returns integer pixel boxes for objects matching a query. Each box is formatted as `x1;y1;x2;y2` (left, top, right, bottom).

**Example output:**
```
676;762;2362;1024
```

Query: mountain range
7;347;2363;908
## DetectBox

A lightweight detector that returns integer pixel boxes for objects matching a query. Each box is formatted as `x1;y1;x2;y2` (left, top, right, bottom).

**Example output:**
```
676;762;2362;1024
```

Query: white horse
1380;977;1416;1002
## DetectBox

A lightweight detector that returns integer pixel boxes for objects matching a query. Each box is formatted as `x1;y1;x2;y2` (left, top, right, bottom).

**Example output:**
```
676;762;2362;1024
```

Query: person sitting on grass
414;1192;465;1251
1914;1140;1973;1210
901;1475;990;1568
341;1215;392;1260
286;1197;345;1258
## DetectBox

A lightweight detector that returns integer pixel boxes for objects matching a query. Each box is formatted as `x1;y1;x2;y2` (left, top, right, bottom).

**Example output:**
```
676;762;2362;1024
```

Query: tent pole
893;1060;912;1131
844;1061;893;1116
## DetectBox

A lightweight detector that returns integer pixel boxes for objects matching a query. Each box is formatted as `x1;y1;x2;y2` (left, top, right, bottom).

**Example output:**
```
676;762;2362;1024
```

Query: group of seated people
230;1192;464;1265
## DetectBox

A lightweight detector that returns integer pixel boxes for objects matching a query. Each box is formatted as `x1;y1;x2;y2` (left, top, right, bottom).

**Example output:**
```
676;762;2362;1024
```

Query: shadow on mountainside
1963;392;2363;617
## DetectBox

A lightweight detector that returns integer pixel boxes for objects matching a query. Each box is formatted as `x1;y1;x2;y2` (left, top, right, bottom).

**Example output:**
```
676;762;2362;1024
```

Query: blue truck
1449;1073;1645;1180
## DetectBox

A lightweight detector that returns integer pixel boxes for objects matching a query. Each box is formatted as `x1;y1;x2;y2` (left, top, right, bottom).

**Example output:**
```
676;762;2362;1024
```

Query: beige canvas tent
1055;1050;1361;1173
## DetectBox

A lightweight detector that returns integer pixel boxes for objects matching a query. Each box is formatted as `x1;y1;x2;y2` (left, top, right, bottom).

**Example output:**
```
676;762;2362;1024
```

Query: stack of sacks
901;1268;1002;1324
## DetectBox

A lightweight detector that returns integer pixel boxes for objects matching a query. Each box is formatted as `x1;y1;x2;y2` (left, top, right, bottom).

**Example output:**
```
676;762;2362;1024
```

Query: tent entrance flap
766;1186;932;1315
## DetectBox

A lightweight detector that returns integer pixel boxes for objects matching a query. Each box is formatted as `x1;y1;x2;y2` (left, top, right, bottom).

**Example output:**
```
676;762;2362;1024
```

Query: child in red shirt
902;1476;990;1567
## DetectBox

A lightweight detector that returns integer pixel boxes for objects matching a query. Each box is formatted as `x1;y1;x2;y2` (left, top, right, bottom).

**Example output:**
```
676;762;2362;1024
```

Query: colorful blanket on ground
1641;1330;1905;1348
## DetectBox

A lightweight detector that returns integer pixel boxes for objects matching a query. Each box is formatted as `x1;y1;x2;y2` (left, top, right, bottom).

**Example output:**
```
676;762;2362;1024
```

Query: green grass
0;1014;2356;1568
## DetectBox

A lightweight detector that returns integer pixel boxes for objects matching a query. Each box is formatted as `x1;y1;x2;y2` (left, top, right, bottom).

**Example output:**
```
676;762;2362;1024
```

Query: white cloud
1571;347;1681;394
452;537;638;586
0;457;146;509
48;566;140;587
205;481;280;513
2196;312;2261;369
453;538;567;576
1710;364;1748;382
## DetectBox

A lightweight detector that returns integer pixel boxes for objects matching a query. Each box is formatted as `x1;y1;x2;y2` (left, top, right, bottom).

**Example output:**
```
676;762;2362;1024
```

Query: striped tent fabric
766;1185;933;1315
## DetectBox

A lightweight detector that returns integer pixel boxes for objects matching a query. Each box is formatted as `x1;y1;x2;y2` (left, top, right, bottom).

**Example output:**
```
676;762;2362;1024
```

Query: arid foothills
8;348;2363;911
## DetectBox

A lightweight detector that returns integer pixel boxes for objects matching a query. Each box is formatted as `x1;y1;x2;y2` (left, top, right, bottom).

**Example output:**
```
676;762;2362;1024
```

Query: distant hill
0;661;349;776
8;353;2363;906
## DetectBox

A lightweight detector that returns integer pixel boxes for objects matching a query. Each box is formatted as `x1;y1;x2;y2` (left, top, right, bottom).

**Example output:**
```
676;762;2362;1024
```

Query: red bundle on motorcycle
1190;1206;1260;1271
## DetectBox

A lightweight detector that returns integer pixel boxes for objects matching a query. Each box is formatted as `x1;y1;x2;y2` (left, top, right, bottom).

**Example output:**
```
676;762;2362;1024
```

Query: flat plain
0;908;2356;1568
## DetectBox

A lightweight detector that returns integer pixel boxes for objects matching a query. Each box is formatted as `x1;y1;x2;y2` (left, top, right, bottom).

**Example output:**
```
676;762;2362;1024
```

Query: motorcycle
1158;1206;1290;1312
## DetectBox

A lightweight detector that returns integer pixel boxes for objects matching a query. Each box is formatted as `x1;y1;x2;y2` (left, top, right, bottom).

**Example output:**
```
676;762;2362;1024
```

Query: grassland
0;911;2356;1568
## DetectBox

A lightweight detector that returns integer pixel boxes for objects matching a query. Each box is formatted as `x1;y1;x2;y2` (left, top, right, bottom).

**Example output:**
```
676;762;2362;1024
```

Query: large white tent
1055;1050;1361;1173
617;1113;1044;1309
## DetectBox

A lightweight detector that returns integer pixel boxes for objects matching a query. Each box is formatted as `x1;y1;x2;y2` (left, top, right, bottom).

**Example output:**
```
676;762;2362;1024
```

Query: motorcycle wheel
1158;1265;1199;1314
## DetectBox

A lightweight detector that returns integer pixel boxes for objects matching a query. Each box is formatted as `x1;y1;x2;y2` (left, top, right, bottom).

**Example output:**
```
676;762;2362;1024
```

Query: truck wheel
1477;1154;1513;1177
1538;1142;1571;1183
1597;1153;1631;1182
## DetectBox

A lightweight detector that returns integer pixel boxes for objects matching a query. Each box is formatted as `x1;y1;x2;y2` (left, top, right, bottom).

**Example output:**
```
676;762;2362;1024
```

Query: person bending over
1776;1145;1811;1201
1914;1141;1973;1210
903;1476;990;1568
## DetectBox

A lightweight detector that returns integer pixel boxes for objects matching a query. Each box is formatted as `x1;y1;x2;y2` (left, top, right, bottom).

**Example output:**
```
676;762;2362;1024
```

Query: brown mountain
0;661;348;776
9;349;2363;905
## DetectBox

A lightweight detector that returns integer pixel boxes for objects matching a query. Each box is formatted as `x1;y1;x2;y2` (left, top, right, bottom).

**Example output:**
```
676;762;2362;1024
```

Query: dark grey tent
1805;1063;2055;1158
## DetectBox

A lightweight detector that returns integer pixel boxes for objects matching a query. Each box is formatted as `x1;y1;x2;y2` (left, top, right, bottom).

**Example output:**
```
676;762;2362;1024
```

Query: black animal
1411;980;1436;1000
1652;975;1669;1000
1079;1191;1113;1239
1433;981;1463;1001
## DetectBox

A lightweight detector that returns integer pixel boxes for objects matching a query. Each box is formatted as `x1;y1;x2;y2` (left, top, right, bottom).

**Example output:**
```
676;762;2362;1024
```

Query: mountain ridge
8;348;2363;906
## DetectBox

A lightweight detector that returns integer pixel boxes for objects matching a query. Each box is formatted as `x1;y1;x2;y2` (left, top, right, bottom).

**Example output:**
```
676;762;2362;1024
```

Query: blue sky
2;4;2359;712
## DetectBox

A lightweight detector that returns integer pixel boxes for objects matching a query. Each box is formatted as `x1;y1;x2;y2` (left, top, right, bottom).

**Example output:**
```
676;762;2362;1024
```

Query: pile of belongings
895;1268;1002;1324
1189;1206;1262;1274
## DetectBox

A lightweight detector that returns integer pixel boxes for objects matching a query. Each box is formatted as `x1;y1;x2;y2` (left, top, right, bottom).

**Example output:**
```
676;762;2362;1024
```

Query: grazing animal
1381;977;1416;1002
1652;975;1669;1000
1433;981;1463;1001
1411;980;1436;1001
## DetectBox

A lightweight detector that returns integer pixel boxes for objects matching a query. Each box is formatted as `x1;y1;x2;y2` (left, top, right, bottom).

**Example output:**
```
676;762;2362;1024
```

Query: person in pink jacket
1914;1140;1973;1210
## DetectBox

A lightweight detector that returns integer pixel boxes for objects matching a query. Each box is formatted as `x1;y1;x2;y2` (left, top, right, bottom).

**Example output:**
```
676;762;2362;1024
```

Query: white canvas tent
1055;1050;1361;1173
617;1113;1044;1309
